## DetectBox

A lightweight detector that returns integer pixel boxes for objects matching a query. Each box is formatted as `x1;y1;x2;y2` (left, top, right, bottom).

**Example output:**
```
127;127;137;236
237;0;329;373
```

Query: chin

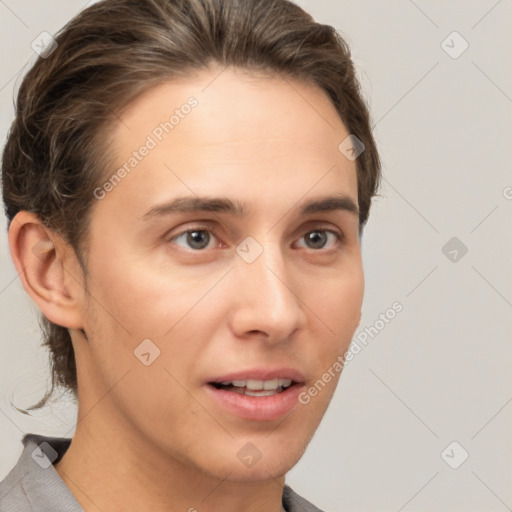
214;457;294;483
198;439;306;483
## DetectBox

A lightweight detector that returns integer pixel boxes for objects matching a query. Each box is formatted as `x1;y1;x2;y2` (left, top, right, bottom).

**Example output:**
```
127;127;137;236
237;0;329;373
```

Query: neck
54;406;287;512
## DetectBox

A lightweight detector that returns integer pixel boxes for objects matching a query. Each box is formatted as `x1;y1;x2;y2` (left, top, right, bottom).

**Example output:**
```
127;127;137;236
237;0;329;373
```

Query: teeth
263;378;278;390
245;389;278;396
247;379;264;390
218;378;292;390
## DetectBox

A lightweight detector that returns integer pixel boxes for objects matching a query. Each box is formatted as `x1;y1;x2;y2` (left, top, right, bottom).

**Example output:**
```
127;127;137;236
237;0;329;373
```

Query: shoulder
0;433;81;512
282;484;326;512
0;434;34;511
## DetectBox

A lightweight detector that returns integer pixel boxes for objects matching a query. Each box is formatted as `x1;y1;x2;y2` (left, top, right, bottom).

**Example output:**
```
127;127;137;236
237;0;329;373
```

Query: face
75;66;363;481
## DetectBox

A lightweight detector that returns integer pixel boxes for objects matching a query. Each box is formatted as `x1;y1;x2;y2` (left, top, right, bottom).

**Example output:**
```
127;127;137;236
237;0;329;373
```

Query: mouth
208;378;296;397
204;368;306;421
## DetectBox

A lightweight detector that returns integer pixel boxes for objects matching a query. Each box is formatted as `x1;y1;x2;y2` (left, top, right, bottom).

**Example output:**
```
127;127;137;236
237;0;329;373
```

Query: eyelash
167;225;344;252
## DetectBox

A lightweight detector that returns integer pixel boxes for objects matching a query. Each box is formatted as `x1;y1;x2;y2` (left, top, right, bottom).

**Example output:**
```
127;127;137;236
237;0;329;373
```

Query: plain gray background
1;1;511;511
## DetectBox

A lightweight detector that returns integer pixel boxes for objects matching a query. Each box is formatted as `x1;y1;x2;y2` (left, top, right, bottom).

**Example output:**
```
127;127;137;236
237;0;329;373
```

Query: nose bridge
232;234;302;336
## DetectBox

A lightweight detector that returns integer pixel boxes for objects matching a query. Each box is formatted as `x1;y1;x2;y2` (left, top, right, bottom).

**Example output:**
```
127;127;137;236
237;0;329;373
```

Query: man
0;0;381;510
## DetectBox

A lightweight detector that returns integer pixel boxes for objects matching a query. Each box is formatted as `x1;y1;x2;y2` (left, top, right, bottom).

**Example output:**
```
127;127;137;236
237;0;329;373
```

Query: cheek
82;250;223;383
298;274;361;416
313;263;364;341
303;261;363;406
84;250;196;339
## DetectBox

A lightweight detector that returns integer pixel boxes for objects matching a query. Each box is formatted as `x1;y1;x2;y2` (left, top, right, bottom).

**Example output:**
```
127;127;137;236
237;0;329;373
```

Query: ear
8;211;85;329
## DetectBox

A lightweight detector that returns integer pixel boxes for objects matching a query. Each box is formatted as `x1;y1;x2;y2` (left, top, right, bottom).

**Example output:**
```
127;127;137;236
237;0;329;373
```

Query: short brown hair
1;0;381;411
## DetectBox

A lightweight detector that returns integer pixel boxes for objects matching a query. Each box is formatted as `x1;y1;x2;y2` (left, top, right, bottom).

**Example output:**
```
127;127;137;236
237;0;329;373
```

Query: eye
295;229;343;251
169;228;220;251
168;226;343;252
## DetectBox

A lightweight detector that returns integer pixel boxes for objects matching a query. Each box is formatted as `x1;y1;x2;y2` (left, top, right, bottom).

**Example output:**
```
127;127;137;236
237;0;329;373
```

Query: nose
228;237;306;343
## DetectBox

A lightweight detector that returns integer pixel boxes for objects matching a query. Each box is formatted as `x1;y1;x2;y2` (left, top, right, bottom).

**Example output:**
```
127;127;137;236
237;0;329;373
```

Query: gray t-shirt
0;433;324;512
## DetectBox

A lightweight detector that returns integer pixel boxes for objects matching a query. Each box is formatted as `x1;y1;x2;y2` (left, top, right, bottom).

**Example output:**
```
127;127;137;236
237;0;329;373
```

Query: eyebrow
140;194;360;221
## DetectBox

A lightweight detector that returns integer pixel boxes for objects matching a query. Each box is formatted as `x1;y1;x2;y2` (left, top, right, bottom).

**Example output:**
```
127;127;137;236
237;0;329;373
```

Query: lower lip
204;383;304;421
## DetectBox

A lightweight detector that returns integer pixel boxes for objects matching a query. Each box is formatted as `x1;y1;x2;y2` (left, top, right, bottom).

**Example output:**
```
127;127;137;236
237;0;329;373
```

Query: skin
9;65;364;512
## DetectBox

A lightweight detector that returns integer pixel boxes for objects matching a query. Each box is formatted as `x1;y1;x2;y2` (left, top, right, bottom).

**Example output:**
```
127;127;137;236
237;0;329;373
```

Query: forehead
93;66;358;223
114;66;352;158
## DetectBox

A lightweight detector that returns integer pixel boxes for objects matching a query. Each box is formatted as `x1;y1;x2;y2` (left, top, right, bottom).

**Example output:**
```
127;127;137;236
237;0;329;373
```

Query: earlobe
8;211;85;330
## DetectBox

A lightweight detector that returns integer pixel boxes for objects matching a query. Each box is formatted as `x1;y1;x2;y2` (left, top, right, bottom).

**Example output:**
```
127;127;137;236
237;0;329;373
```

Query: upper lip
206;367;305;384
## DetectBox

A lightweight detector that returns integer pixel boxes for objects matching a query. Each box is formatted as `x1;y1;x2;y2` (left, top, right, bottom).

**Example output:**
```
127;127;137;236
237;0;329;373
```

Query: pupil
307;231;326;249
188;230;209;249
